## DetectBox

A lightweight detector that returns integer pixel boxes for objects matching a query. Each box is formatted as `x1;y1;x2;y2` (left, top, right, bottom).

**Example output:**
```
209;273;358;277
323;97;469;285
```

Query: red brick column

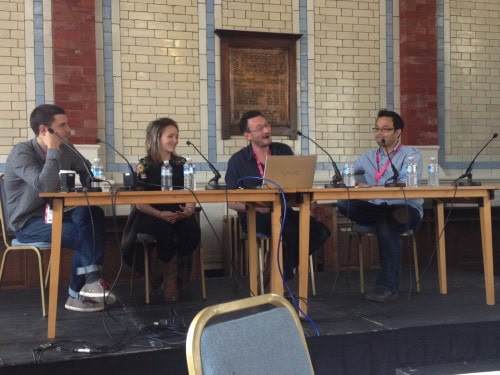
52;0;97;144
399;0;438;145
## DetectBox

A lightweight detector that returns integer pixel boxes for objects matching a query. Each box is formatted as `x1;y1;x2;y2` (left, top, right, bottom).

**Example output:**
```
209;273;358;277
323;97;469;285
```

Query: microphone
455;132;498;186
186;140;226;190
47;128;100;191
381;139;406;187
296;130;345;188
96;138;137;190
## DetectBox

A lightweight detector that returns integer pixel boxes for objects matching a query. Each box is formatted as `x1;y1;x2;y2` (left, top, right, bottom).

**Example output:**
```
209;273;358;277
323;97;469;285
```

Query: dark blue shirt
225;142;293;189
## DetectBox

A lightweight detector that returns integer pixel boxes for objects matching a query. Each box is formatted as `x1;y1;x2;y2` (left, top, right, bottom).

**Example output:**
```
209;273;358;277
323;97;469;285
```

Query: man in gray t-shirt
4;104;115;312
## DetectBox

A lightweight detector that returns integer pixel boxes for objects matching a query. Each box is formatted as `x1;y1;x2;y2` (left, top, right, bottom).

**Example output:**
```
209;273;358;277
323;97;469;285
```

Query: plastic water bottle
91;158;103;188
342;163;355;187
183;157;195;190
406;155;419;187
427;156;439;186
161;160;173;191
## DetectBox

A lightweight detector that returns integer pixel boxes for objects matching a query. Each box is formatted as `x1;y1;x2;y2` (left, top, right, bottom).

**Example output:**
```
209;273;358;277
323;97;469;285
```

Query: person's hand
40;127;62;150
177;205;195;219
159;210;180;223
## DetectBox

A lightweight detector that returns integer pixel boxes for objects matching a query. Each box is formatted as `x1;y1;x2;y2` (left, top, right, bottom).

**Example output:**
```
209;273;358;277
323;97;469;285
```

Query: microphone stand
186;141;226;190
381;139;406;187
47;128;101;191
454;133;498;186
96;138;138;190
296;131;345;188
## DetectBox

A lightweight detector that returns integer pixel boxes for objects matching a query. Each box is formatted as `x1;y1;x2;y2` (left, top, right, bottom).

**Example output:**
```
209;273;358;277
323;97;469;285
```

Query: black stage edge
2;270;500;375
3;321;500;375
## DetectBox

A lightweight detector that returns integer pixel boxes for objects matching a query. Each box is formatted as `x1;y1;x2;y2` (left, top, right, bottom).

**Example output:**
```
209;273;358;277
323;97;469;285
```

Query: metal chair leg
358;235;365;294
44;256;51;288
309;255;317;296
258;241;265;295
199;246;207;300
411;234;421;293
34;249;47;316
143;244;150;304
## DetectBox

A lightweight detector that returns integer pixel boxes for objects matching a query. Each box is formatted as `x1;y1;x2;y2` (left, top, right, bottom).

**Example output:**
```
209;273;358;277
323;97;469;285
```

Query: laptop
262;155;317;189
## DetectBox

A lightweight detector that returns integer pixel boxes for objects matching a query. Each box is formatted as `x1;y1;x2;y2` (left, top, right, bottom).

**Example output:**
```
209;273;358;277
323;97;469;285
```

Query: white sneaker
80;279;117;305
64;296;104;312
80;279;112;298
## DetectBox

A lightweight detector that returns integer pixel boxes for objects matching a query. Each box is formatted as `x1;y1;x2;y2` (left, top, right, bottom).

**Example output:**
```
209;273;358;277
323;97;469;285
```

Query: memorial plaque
216;30;301;139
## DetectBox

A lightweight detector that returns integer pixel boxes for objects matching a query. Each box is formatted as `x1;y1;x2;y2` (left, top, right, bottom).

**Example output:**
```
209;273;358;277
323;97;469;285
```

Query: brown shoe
161;257;179;303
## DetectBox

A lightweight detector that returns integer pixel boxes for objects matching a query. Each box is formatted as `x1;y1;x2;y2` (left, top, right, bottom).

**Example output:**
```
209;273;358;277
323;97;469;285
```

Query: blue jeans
337;200;421;292
15;206;105;298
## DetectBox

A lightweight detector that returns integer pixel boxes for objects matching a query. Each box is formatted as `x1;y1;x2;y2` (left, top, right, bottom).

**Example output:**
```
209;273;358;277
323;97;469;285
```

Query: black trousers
134;210;201;263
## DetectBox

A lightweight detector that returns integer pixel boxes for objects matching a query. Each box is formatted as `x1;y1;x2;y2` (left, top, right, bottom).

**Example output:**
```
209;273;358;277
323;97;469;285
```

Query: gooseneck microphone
296;130;345;188
47;128;100;191
381;139;406;187
186;140;226;190
455;133;498;186
96;138;137;190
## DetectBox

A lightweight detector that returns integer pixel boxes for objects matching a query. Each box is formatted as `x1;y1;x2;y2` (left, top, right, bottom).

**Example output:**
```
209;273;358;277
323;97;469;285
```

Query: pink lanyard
375;145;400;183
252;149;269;177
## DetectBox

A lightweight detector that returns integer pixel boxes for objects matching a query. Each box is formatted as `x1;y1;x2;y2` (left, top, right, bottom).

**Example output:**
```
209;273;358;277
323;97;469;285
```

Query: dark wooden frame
215;30;301;139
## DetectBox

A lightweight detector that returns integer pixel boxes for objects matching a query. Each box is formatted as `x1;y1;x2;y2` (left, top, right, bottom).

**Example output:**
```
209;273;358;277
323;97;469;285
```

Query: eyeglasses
372;127;395;134
247;123;271;133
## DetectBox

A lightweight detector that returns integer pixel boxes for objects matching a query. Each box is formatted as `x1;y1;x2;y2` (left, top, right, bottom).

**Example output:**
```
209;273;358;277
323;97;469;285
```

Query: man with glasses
337;109;423;302
225;110;330;286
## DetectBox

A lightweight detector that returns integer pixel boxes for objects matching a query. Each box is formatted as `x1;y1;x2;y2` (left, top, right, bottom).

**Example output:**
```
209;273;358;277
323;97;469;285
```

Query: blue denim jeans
15;206;105;298
337;200;421;293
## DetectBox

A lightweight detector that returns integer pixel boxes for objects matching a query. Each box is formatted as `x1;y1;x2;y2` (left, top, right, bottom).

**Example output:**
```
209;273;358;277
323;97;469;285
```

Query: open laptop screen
262;155;317;189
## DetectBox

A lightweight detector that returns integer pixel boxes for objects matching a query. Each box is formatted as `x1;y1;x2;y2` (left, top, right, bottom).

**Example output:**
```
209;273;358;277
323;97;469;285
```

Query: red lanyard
375;144;400;183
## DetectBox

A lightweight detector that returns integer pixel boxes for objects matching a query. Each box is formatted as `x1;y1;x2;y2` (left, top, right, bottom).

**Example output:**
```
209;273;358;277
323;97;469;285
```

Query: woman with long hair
122;117;201;302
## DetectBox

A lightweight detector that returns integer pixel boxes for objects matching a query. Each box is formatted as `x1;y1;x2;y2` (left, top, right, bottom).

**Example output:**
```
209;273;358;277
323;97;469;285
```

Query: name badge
44;203;53;224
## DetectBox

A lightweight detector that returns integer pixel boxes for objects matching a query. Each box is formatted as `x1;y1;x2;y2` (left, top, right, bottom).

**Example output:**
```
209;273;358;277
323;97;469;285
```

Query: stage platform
2;266;500;375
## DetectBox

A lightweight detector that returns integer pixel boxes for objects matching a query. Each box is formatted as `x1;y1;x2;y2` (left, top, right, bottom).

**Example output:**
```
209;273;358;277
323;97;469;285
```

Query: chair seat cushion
12;238;51;249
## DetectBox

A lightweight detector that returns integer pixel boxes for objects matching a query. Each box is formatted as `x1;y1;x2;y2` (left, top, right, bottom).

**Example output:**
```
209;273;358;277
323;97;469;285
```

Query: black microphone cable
236;176;321;336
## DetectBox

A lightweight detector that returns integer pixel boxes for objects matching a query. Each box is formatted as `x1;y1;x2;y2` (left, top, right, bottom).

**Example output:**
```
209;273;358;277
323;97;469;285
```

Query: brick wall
0;0;26;161
119;0;200;159
447;0;500;162
400;0;438;146
52;0;98;145
314;0;380;162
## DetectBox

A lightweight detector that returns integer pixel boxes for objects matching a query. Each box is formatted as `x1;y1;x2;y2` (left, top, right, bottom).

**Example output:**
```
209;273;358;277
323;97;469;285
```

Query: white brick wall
0;0;26;161
119;0;200;159
446;0;500;163
314;0;381;163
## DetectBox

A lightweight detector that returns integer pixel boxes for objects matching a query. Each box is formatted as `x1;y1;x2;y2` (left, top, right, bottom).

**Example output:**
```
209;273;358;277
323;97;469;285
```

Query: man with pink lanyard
225;110;330;284
337;109;423;302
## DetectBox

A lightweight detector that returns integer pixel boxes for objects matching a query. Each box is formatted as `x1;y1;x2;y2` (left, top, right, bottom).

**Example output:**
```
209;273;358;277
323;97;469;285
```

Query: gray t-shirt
4;138;92;231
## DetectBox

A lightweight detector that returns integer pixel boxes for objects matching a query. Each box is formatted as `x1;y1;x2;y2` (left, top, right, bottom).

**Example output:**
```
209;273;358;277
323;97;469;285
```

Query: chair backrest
186;293;314;375
0;174;14;247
